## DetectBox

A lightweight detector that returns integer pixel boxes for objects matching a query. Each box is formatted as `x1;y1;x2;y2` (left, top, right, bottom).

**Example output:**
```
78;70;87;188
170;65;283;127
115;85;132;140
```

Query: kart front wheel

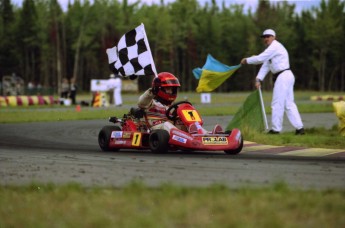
98;126;121;152
149;129;170;153
224;136;243;155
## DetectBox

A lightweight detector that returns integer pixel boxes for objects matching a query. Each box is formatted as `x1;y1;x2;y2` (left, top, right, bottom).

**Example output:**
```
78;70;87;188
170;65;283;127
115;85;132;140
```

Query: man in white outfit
107;74;122;107
241;29;304;135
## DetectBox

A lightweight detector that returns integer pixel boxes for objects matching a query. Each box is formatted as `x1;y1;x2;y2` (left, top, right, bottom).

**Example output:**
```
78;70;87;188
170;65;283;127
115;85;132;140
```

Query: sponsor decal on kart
202;137;228;145
111;131;123;138
171;129;194;141
182;110;201;122
115;140;127;145
172;135;187;144
122;132;131;139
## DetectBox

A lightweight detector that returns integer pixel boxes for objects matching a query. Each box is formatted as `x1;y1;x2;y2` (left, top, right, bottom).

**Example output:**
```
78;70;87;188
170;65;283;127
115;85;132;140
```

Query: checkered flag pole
141;24;158;77
106;23;157;77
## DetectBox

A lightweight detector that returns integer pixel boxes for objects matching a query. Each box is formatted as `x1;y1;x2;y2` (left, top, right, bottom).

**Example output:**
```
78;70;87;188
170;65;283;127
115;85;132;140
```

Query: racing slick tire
149;129;170;153
224;131;243;155
98;125;121;152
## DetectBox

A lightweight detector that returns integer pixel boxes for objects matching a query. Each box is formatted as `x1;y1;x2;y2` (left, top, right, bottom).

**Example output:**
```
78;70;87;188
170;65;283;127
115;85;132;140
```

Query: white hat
261;29;276;37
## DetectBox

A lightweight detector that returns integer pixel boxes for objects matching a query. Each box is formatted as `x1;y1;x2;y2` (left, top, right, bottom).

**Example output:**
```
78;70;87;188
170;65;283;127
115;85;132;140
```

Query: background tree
0;0;344;94
0;0;17;76
169;0;199;91
17;0;39;83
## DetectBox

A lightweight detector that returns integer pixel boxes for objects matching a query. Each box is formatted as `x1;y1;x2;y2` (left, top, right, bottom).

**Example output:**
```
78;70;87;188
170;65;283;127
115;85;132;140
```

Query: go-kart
98;101;243;154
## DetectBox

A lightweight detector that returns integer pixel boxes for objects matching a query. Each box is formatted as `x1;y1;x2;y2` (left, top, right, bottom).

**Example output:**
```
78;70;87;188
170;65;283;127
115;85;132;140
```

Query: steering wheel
166;101;193;121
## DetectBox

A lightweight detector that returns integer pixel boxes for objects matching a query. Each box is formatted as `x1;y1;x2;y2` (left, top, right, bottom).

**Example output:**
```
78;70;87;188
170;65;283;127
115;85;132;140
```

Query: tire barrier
92;92;109;107
0;96;55;107
310;95;345;101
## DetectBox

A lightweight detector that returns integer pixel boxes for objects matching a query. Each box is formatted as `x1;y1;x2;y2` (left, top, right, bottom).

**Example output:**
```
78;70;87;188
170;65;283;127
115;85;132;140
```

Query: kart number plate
181;110;201;122
132;132;141;146
202;137;228;145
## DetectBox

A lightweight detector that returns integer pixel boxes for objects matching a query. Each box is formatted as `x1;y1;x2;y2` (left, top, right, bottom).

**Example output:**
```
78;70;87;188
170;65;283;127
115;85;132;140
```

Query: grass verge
0;182;344;227
241;125;345;149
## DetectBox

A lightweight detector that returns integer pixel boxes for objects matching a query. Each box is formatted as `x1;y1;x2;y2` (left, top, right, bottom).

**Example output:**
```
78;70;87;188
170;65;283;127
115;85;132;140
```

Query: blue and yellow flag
193;54;241;92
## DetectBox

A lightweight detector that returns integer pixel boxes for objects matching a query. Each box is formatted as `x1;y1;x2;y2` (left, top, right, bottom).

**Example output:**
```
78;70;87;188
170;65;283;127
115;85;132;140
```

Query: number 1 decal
132;133;141;146
182;110;201;122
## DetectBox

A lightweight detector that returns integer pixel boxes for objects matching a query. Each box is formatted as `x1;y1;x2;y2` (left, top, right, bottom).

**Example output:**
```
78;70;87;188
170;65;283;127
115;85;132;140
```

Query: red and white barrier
0;96;55;107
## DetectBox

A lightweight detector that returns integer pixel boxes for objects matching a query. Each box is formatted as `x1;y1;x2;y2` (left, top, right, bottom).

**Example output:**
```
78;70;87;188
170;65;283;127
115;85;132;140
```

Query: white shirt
246;40;290;81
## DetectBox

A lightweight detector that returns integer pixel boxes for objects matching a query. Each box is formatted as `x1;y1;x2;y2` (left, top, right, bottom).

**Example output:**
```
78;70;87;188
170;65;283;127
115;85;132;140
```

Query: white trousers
271;70;303;132
113;87;122;106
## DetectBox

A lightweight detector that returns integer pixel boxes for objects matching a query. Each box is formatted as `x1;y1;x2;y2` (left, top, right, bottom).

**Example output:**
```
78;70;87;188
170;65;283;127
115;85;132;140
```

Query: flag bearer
241;29;304;135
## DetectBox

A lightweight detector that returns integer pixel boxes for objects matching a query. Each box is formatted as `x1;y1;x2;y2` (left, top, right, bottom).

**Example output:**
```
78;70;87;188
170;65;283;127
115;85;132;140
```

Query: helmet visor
161;79;180;87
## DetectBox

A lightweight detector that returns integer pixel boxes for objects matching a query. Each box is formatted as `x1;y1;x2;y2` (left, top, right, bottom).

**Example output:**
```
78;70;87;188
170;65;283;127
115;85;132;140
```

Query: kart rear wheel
98;126;121;152
224;131;243;155
149;129;170;153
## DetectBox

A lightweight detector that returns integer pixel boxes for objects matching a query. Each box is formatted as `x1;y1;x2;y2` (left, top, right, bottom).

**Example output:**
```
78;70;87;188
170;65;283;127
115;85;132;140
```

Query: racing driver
138;72;207;134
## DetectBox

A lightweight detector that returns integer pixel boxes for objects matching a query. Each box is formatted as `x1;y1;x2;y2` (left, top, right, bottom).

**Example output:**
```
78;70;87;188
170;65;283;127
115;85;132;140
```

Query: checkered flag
106;23;157;77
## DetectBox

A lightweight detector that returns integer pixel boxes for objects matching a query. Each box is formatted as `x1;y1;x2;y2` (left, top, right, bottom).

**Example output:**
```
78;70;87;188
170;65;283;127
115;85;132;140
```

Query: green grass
241;125;345;149
0;107;121;122
0;182;344;227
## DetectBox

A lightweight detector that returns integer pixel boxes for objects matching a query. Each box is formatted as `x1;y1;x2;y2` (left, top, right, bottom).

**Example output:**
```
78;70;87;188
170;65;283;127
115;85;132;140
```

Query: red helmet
152;72;180;105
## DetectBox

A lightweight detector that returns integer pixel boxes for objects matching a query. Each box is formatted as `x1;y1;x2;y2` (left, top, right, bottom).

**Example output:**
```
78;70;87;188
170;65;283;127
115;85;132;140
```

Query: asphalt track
0;113;344;189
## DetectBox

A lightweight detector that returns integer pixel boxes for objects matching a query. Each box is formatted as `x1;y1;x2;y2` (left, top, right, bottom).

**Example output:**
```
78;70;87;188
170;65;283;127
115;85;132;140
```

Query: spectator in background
107;74;122;107
36;82;42;95
69;77;78;105
60;78;69;105
27;81;35;95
